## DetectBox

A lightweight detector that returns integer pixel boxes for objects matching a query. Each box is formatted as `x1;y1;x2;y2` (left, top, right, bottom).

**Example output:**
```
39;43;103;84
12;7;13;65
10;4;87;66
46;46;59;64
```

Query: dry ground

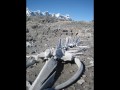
26;19;94;90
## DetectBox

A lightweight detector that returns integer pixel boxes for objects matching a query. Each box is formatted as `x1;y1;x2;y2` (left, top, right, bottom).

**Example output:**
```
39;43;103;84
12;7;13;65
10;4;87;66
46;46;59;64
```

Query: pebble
77;79;85;85
82;75;86;78
70;70;73;73
89;60;94;66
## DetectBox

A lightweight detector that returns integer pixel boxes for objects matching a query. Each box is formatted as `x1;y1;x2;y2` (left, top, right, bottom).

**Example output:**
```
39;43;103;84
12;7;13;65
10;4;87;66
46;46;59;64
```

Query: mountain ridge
26;8;72;21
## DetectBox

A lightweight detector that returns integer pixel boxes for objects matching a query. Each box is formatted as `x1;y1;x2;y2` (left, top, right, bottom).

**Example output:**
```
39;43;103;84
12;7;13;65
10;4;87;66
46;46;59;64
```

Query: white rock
26;42;31;47
90;60;94;66
70;70;73;73
77;79;85;85
82;75;86;78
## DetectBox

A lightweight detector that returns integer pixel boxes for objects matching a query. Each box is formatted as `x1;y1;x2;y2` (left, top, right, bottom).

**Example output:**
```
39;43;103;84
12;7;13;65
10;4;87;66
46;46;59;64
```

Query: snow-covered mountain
26;8;72;21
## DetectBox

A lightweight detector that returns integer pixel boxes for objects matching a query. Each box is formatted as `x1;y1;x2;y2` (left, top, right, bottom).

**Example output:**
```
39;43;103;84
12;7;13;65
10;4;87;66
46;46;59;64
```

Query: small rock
82;75;86;78
89;60;94;66
90;60;93;64
70;70;73;73
86;60;94;68
77;79;85;85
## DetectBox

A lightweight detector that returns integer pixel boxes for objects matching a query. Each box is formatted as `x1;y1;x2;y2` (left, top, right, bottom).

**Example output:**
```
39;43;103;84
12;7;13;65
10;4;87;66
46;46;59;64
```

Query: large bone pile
26;36;89;67
26;36;90;90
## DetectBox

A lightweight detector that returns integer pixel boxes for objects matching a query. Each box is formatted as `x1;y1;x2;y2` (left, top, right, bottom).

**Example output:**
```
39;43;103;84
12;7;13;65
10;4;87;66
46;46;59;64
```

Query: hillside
26;16;94;90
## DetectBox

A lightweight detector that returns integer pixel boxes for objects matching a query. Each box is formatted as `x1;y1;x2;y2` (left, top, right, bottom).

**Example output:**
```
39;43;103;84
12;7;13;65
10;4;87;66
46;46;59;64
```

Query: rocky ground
26;17;94;90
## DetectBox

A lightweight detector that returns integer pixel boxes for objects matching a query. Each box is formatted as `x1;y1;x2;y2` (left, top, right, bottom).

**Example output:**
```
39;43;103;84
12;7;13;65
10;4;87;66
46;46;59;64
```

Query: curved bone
53;58;83;90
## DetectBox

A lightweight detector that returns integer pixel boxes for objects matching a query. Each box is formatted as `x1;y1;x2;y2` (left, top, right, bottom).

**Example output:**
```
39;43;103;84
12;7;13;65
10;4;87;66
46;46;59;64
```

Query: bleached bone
29;57;57;90
63;37;70;49
26;48;54;68
68;37;80;47
39;71;56;90
66;49;80;53
26;48;55;61
27;50;50;60
72;52;83;56
65;46;81;53
64;36;81;49
78;46;90;48
26;54;39;61
66;45;89;53
61;50;83;61
56;38;62;49
37;48;55;59
27;37;84;89
62;37;75;50
53;58;83;90
61;51;74;61
74;37;80;46
71;45;89;50
53;48;64;59
53;39;64;59
44;49;52;59
26;81;31;90
66;37;74;47
26;36;83;67
53;37;83;60
37;52;45;59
